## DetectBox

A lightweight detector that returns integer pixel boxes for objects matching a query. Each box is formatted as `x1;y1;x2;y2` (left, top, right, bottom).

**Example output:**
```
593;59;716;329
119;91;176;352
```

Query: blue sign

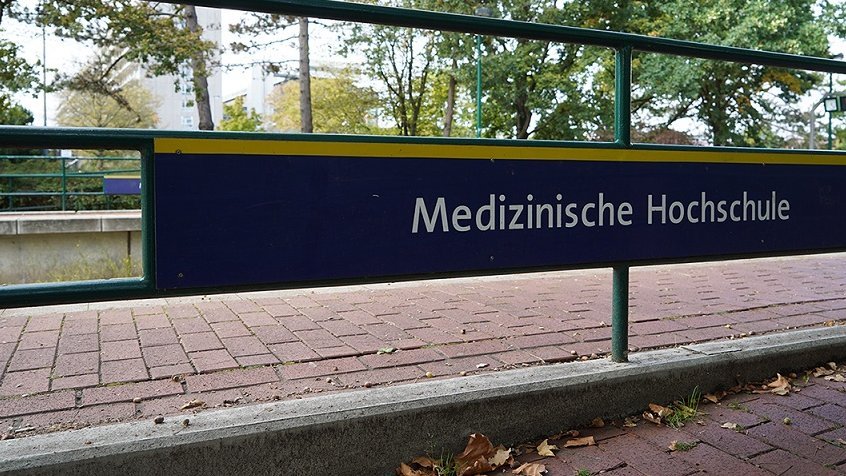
153;139;846;290
104;176;141;195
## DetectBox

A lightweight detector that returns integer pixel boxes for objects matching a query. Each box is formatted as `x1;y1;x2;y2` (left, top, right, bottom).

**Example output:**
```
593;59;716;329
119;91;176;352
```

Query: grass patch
575;469;592;476
671;441;698;451
665;387;701;428
727;402;749;412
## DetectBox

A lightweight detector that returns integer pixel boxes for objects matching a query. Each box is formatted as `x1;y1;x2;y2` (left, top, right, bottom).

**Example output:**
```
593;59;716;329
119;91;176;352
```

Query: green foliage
665;387;702;428
270;69;381;134
219;96;263;132
57;79;159;129
636;0;829;146
0;94;32;125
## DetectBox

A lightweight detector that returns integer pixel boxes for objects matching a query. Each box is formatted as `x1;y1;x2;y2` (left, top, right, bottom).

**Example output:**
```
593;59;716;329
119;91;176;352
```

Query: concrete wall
0;211;142;284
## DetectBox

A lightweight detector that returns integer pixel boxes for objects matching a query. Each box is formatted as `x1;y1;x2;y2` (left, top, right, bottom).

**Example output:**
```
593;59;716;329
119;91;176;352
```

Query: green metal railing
2;0;846;363
0;154;141;212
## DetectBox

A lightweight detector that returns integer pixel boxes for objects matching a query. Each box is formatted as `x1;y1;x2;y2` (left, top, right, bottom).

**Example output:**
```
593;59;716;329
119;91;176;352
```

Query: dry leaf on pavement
720;422;741;431
488;446;512;467
397;462;434;476
536;439;558;457
455;433;495;476
590;417;605;428
642;411;662;425
648;403;674;418
563;436;596;448
703;391;726;403
180;399;204;410
824;374;846;382
513;462;546;475
412;456;435;468
767;373;791;395
813;367;835;377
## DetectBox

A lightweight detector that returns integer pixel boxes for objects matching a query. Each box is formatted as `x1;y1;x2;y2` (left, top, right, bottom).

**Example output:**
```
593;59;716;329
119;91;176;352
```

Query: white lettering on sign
411;192;790;233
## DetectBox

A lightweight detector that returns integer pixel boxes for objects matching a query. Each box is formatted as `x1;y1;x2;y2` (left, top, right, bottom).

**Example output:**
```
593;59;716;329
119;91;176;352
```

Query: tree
0;39;37;125
0;95;33;125
219;96;263;131
269;69;380;134
56;79;159;129
229;13;314;132
23;1;216;129
633;0;830;146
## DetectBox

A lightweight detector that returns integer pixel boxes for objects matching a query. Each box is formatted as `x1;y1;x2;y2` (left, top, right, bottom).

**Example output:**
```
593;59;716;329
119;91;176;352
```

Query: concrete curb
2;326;845;475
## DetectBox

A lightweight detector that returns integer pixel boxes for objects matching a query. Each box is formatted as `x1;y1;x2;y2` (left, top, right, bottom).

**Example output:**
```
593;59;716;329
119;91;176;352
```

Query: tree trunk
183;5;214;130
298;17;313;133
442;59;457;137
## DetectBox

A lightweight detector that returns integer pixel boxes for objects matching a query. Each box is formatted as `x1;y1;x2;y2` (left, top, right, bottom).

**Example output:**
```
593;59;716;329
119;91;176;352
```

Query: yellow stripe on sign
153;137;846;166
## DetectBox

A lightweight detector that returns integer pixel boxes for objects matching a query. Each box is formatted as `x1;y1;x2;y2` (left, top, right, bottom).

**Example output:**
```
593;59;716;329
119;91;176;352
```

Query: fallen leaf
590;417;605;428
397;462;433;476
836;438;846;447
377;347;397;355
536;439;558;457
721;422;740;431
513;462;546;476
180;399;204;410
563;436;596;448
648;403;674;418
455;433;495;476
488;446;511;467
623;417;638;427
813;367;835;377
703;391;727;403
642;411;662;425
824;374;846;382
767;373;791;396
828;362;838;370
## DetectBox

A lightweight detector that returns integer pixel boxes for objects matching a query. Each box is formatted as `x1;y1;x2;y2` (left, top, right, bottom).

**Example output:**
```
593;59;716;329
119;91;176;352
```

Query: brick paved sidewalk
0;254;845;438
501;367;846;475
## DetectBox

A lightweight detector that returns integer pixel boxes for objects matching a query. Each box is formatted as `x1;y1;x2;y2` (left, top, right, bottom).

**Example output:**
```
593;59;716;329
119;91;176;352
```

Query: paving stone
252;325;299;345
236;354;280;367
54;351;99;377
0;326;23;344
139;327;179;347
99;309;133;325
50;374;99;391
225;300;263;314
681;420;773;459
134;314;170;330
165;304;200;319
808;403;846;425
100;358;149;384
211;321;252;338
185;367;279;393
19;402;136;431
594;433;697;476
294;329;344;349
315;346;359;359
419;355;502;377
0;391;76;417
61;319;98;336
25;315;63;332
268;342;321;363
172;317;213;335
744;400;837;436
142;344;190;367
150;363;195;379
336;365;423;387
0;368;52;396
100;324;137;342
18;330;60;350
751;448;839;476
278;357;367;380
239;311;278;328
180;332;224;353
318;320;367;337
507;332;576;349
57;333;99;354
338;334;388;353
7;348;56;372
279;315;321;332
132;306;164;316
202;308;239;323
358;348;445;369
437;340;512;359
101;339;142;361
190;349;240;373
221;335;269;357
83;379;184;406
746;422;846;465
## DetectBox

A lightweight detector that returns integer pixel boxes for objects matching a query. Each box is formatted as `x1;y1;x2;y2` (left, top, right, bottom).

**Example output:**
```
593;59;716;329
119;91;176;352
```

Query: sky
1;3;844;129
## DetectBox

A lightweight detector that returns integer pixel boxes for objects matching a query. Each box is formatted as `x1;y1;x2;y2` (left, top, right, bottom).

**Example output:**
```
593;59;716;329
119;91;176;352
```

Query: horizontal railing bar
158;0;846;73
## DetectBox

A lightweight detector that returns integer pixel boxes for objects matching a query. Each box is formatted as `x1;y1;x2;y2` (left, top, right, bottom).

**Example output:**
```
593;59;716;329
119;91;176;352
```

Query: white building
138;7;223;130
222;64;288;129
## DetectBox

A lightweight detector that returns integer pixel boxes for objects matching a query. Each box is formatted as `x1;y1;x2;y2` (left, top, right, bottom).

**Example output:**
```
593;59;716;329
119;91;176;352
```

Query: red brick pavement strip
1;255;846;450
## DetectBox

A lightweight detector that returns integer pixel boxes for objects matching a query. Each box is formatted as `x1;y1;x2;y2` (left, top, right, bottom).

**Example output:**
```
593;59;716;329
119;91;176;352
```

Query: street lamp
474;4;493;138
829;53;844;150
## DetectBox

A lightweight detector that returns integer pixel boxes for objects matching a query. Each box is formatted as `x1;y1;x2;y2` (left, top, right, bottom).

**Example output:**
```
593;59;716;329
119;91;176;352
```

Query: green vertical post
475;33;482;138
60;155;67;211
612;45;633;363
829;72;834;150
